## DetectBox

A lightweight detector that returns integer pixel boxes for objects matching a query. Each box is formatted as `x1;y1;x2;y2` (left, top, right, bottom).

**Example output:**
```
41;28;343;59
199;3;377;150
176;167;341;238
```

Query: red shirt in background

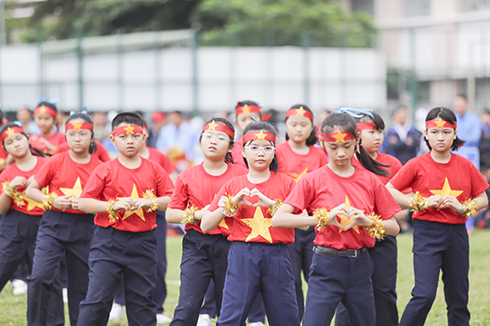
276;141;328;183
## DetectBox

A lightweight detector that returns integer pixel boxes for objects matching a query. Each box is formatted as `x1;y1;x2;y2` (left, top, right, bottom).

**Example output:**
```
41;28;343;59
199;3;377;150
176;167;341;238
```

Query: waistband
313;245;367;258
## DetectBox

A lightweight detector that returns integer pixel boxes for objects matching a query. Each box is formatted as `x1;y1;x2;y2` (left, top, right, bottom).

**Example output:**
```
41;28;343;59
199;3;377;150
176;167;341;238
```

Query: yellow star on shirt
338;196;360;234
124;124;135;135
255;130;267;141
6;127;16;137
430;178;463;198
332;130;347;144
72;122;83;130
218;219;229;230
24;194;44;211
435;118;447;128
117;184;146;221
240;207;273;243
241;105;251;114
296;106;306;116
207;120;218;130
60;177;83;200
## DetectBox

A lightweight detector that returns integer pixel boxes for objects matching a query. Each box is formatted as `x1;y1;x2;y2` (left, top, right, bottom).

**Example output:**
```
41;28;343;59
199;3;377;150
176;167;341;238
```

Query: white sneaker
156;313;172;324
62;288;68;303
11;279;28;296
248;322;265;326
109;303;125;321
197;314;212;326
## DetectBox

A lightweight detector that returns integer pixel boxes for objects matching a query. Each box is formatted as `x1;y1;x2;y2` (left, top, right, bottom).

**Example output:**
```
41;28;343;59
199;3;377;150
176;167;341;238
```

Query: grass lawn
1;229;490;325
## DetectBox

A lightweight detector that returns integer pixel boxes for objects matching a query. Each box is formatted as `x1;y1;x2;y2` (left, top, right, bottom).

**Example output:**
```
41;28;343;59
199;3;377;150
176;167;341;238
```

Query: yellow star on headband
124;124;135;135
6;128;16;137
39;105;47;114
207;120;218;130
72;122;83;130
255;130;267;141
332;130;347;143
117;184;146;221
240;207;273;243
296;106;306;116
241;105;251;114
338;196;361;234
430;178;463;198
435;118;446;128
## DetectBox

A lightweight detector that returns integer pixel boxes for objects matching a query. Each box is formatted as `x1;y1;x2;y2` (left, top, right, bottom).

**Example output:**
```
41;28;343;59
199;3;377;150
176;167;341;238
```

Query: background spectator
453;94;481;168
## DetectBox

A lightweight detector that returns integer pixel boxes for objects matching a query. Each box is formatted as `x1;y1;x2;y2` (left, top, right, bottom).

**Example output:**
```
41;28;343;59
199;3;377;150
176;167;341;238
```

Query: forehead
287;115;311;123
237;112;261;119
246;139;274;146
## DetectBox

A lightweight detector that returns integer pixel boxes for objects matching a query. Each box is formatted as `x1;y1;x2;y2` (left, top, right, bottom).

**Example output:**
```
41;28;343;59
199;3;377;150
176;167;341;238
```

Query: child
166;117;248;325
275;104;328;321
26;112;101;326
30;101;66;156
77;112;174;326
387;107;489;326
201;122;300;326
272;112;400;326
231;101;264;168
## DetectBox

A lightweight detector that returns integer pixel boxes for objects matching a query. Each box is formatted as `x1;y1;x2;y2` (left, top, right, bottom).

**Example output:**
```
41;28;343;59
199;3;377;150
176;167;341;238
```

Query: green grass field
1;229;490;325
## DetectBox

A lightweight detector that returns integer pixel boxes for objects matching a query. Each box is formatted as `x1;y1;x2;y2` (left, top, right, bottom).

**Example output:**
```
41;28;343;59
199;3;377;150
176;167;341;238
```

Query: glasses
66;131;91;139
202;132;230;143
244;145;275;154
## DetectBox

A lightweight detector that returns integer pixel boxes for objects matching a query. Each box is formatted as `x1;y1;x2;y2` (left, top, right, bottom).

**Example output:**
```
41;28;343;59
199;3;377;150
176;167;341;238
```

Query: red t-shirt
35;151;102;214
168;162;248;235
148;147;176;175
276;141;328;183
209;172;296;244
389;152;488;224
352;152;402;186
0;157;47;215
285;165;400;250
30;132;66;156
81;158;174;232
0;146;8;171
231;138;247;168
54;141;111;163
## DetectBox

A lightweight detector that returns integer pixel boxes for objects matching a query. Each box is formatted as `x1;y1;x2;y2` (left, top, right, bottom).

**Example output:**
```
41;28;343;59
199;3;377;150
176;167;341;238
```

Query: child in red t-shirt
387;107;489;326
273;112;400;326
166;117;247;325
30;102;66;156
26;112;102;326
77;113;174;326
201;121;299;326
275;103;328;321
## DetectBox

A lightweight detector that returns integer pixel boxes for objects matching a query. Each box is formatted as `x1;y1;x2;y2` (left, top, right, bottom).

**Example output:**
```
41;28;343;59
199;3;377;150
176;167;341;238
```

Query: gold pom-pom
313;207;331;231
365;213;385;239
180;205;199;225
219;194;240;217
2;181;25;206
106;199;118;223
142;189;159;213
43;192;58;210
408;191;429;213
267;199;283;217
461;198;477;217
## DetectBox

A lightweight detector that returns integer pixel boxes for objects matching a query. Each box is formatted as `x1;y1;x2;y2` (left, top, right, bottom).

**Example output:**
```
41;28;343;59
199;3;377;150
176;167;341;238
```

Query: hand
232;188;254;207
9;176;28;189
38;138;55;151
250;188;275;208
70;195;80;211
52;195;73;210
131;198;152;210
427;195;443;208
114;198;133;211
323;203;350;231
27;176;36;187
194;204;210;221
439;195;465;213
344;207;373;231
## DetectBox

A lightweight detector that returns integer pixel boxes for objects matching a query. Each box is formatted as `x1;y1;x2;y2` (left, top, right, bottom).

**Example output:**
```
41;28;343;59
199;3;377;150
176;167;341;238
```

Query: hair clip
37;97;60;105
13;121;23;127
337;107;374;119
70;108;88;116
251;116;259;122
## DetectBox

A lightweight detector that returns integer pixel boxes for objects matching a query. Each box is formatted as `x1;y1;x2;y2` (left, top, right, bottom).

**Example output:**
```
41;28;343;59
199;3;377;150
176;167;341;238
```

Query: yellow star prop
207;120;218;130
255;130;267;141
72;122;83;130
338;196;360;234
430;178;463;198
6;128;16;137
241;105;251;114
24;194;44;211
60;177;83;200
39;105;47;114
296;106;306;116
240;207;273;243
218;219;229;230
124;124;135;135
332;130;347;144
435;118;446;128
117;184;146;221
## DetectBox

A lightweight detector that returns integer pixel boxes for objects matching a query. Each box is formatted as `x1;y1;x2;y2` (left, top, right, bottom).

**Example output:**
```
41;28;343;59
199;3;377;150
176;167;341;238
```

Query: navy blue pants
335;235;398;326
399;220;470;326
115;211;168;314
170;229;230;326
217;242;299;326
303;249;375;326
78;226;158;326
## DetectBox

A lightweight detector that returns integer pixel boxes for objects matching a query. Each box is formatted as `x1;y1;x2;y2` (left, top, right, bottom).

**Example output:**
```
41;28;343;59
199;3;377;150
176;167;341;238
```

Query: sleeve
284;176;314;213
388;159;417;191
469;164;489;197
209;182;231;211
167;174;188;210
0;168;12;195
154;164;174;197
34;158;56;188
80;166;106;200
373;178;401;220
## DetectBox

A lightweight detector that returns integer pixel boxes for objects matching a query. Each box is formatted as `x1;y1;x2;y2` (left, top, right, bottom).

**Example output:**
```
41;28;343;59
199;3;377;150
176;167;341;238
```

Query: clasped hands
231;187;275;209
320;203;374;231
426;195;466;214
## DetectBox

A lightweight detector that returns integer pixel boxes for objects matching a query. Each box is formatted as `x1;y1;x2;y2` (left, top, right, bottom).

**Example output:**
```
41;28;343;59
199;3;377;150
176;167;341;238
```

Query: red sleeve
80;165;107;200
389;160;417;191
35;158;56;188
154;163;174;197
373;178;401;219
53;143;69;155
284;175;314;214
209;182;230;212
168;174;189;210
469;164;489;197
0;168;12;194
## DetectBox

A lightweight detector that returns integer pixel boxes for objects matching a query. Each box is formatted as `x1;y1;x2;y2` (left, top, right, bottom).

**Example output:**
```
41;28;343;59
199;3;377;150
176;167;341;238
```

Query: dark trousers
399;220;470;326
217;242;299;326
170;229;230;326
335;235;398;326
77;226;158;326
303;249;375;326
27;210;93;326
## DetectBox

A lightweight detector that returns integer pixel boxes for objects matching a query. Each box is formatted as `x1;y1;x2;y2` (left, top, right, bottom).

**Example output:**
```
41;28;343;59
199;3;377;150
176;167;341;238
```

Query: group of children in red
0;99;487;326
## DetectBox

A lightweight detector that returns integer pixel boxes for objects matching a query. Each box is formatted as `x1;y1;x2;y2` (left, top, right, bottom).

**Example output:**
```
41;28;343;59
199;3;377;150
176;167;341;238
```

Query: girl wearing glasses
26;112;101;326
201;122;300;326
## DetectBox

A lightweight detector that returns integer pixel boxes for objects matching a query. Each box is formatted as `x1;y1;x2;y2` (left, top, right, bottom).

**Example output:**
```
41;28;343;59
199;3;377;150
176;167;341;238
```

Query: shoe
248;323;265;326
62;288;68;303
109;303;125;321
156;313;172;324
11;279;28;296
197;314;212;326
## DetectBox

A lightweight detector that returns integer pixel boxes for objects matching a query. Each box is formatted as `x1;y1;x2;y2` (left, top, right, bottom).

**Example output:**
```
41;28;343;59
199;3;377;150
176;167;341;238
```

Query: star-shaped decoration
296;106;306;116
72;122;83;130
332;130;347;144
39;105;47;114
338;196;360;234
240;207;273;243
430;178;463;198
124;124;135;135
219;219;229;230
60;177;83;200
207;120;218;130
435;118;446;128
24;193;44;211
117;184;146;221
6;128;16;137
255;130;267;141
286;168;308;183
241;105;251;114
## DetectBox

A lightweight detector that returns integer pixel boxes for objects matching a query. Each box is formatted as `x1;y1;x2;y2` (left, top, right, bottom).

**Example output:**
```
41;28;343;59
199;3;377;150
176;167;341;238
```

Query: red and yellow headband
34;105;57;118
202;120;235;139
0;126;25;143
66;122;94;131
242;129;276;144
425;118;457;130
356;122;376;130
235;104;262;116
322;130;356;143
285;106;314;121
112;124;144;137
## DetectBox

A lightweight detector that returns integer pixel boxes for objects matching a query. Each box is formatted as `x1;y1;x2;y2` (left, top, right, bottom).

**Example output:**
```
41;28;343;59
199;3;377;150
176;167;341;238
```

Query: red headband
34;105;57;118
235;104;262;116
425;118;456;130
242;129;276;144
0;126;25;144
66;122;94;131
356;122;376;130
323;130;356;143
112;124;144;137
202;120;235;139
285;106;314;121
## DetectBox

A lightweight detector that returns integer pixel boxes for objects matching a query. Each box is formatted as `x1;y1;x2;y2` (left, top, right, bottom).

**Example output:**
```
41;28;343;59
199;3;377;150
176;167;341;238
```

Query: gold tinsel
267;199;283;217
142;189;159;213
43;192;58;210
220;194;239;217
461;198;478;217
180;205;199;225
106;199;118;223
2;181;25;206
313;207;331;231
365;213;385;239
408;191;429;213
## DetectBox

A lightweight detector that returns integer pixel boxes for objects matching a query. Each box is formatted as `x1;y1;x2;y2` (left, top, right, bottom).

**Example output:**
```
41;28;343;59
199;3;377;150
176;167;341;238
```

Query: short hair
111;112;144;130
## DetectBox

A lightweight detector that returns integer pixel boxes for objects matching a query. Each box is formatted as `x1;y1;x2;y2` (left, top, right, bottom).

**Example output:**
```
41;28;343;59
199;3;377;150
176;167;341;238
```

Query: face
321;133;356;167
482;112;490;125
110;123;145;157
425;126;456;152
453;96;468;115
285;115;314;144
236;112;262;132
200;130;232;160
92;112;107;126
17;108;32;125
241;138;275;171
65;119;93;154
34;113;56;134
359;129;384;154
4;133;30;158
394;108;408;125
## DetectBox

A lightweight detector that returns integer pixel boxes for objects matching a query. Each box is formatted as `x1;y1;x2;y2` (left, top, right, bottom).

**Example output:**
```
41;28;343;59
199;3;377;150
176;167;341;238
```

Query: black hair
321;113;388;176
0;123;45;157
0;109;4;128
424;107;465;151
199;117;235;164
111;112;144;129
35;101;58;114
235;100;263;120
284;104;318;146
65;112;97;154
242;121;278;172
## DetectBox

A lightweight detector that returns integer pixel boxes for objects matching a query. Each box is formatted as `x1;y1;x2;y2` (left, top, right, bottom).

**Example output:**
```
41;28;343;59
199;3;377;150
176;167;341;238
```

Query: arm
26;179;72;210
78;197;133;214
200;208;226;233
0;177;28;214
271;204;317;228
348;207;400;236
166;205;209;224
439;191;488;215
386;182;411;209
